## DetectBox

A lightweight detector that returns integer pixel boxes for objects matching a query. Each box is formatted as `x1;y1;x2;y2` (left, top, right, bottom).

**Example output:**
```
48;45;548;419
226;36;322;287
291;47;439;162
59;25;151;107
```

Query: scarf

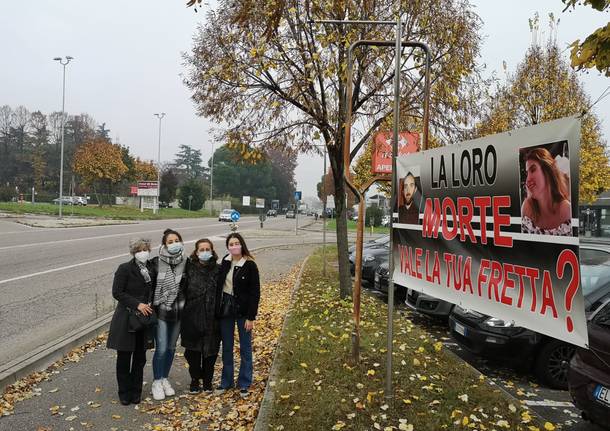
135;259;151;283
153;246;185;309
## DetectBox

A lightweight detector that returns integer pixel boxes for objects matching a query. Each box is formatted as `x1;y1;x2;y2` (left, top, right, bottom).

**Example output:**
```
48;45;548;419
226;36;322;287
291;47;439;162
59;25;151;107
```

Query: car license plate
454;322;467;337
594;384;610;407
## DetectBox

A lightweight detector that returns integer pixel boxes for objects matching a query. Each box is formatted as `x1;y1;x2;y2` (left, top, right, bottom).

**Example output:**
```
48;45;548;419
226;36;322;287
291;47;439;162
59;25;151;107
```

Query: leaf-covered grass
266;247;552;431
0;202;213;220
326;218;390;234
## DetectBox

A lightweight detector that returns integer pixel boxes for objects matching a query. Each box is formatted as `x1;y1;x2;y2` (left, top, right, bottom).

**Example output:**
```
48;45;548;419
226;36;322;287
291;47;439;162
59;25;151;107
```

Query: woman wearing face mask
180;239;221;394
216;232;260;398
150;228;186;400
107;238;155;406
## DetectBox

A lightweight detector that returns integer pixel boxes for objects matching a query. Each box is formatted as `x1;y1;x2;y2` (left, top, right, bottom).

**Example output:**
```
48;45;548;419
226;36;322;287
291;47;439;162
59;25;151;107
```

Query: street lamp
313;144;328;276
154;113;166;214
210;141;215;202
53;55;74;219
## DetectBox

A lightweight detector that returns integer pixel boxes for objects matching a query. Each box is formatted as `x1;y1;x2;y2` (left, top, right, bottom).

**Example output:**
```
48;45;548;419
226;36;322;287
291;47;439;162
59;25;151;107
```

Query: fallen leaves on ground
0;333;107;417
139;264;302;430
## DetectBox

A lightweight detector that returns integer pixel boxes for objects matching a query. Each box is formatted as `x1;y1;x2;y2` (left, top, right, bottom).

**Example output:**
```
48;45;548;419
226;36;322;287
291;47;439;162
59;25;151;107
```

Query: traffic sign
230;210;240;222
294;191;302;201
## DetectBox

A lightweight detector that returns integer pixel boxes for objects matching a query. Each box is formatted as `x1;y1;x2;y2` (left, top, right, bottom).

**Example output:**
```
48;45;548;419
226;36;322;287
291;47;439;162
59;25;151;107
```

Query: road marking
0;235;226;286
0;220;258;251
522;400;575;407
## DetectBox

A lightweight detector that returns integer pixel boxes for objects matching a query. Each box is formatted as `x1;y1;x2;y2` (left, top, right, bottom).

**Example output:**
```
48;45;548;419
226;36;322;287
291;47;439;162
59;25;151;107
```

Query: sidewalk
0;244;317;430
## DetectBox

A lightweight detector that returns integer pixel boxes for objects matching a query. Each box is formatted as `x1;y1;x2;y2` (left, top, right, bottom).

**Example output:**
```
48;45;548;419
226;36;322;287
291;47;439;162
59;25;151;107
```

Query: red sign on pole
371;131;419;174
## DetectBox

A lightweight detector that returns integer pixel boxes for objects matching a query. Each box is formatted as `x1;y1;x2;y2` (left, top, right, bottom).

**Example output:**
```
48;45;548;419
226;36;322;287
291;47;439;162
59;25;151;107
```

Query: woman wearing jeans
151;228;186;401
216;233;260;398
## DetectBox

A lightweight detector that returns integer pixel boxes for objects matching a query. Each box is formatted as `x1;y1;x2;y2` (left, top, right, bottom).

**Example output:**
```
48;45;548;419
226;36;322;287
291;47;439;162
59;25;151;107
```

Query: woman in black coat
216;232;260;398
180;238;221;394
107;238;156;406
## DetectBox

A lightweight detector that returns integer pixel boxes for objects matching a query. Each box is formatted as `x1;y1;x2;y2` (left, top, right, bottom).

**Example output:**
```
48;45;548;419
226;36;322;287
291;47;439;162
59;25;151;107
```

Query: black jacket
180;258;221;356
107;259;156;351
217;256;260;321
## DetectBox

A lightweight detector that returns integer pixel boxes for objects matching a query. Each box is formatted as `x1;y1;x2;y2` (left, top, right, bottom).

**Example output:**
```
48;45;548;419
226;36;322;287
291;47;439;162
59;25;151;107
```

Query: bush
178;179;205;211
365;205;384;227
0;186;16;202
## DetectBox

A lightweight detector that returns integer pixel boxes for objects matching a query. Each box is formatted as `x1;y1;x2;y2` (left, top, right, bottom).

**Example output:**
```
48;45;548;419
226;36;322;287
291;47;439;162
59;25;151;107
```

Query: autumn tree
474;27;610;203
72;138;128;206
184;0;484;298
133;158;158;181
562;0;610;75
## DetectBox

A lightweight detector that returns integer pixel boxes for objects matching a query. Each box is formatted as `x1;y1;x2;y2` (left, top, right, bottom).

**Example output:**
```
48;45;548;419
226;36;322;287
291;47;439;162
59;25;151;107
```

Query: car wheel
534;339;575;389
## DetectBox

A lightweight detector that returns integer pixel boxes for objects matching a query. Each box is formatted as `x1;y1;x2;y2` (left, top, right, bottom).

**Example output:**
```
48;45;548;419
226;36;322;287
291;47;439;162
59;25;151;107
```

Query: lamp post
210;141;215;201
313;144;328;277
153;113;165;214
53;56;74;219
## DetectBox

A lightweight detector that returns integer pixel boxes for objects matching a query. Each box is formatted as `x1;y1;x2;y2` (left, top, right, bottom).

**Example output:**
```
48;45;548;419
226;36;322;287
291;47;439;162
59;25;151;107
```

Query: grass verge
326;218;390;235
265;247;554;431
0;202;213;220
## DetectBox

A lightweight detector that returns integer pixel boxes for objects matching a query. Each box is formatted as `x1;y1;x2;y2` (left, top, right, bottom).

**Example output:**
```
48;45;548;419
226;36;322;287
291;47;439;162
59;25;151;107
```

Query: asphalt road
0;215;327;367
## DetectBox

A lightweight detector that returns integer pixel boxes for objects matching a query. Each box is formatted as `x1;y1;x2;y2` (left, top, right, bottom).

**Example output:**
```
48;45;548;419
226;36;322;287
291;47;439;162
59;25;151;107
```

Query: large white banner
393;117;587;347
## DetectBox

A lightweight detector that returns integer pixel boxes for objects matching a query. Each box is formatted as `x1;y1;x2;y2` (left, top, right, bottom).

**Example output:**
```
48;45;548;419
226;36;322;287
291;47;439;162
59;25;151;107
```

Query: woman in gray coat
107;238;156;406
181;238;221;394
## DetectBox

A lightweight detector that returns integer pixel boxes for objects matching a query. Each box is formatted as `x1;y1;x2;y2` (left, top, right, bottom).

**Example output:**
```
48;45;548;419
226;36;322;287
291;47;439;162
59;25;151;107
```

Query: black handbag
127;308;158;332
219;292;238;318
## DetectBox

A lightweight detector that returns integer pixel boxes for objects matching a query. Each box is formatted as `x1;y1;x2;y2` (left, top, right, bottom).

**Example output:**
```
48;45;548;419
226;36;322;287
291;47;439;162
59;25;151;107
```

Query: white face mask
134;250;150;263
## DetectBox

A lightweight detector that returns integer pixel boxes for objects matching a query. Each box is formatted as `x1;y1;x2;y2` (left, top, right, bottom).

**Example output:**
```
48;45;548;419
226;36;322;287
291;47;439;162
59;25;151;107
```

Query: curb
254;253;311;431
0;311;113;392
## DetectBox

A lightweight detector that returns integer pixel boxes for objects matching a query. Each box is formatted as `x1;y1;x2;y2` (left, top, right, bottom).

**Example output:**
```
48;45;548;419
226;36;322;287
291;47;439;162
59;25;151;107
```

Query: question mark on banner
556;249;580;333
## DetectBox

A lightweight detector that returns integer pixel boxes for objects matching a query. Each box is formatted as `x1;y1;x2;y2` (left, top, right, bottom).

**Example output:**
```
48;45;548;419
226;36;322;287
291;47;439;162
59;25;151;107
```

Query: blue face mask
198;251;213;262
167;242;183;255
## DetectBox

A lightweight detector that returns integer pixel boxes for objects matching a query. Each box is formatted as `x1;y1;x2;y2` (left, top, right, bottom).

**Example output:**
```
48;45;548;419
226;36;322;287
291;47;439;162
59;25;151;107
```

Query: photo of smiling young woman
519;143;572;236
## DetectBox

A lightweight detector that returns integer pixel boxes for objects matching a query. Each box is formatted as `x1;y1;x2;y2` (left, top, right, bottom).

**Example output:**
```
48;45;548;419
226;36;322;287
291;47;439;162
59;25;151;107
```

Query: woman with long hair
181;238;221;394
150;228;186;400
216;232;260;398
521;147;571;236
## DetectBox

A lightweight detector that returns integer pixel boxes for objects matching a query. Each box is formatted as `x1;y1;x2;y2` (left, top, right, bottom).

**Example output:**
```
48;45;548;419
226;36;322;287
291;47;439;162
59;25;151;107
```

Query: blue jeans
153;319;180;380
219;317;253;389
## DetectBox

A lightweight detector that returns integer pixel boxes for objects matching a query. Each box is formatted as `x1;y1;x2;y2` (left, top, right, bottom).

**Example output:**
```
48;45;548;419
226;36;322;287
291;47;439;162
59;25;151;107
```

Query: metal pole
322;145;327;277
386;14;402;401
295;200;299;235
58;61;67;218
210;141;215;201
154;113;165;214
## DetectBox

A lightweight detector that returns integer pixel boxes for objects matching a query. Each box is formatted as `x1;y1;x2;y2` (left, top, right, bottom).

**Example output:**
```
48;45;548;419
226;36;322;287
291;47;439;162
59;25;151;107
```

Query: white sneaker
151;380;165;400
161;378;175;396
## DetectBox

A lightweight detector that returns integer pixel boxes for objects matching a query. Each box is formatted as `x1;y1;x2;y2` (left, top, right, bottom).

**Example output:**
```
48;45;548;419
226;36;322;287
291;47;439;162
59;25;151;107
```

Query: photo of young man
398;171;421;224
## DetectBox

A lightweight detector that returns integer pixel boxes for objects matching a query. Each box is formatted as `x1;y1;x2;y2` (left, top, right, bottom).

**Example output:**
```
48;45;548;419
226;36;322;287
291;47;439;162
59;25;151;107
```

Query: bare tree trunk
329;145;352;299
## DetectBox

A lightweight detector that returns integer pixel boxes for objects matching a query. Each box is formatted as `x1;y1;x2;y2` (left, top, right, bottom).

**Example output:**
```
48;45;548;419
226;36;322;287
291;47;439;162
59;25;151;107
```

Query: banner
137;181;158;197
393;117;586;347
372;131;419;174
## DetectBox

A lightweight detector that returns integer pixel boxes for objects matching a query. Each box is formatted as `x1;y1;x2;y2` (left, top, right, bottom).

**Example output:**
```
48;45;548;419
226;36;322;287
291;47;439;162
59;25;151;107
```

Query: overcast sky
1;1;608;199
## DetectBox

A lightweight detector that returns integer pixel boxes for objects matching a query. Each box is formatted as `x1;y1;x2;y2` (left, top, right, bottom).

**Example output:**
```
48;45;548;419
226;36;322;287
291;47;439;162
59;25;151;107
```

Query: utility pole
53;56;74;219
153;113;166;214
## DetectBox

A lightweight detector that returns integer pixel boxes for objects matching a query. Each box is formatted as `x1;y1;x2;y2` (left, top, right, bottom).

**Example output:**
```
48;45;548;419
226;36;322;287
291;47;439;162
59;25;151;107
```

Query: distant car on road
218;209;233;222
285;210;295;219
568;297;610;430
449;242;610;389
53;197;74;205
72;196;87;206
266;209;277;217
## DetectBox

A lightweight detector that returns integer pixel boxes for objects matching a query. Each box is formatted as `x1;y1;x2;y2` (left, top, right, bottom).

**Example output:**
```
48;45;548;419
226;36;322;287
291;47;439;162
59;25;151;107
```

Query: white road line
522;400;575;407
0;220;258;251
0;235;226;286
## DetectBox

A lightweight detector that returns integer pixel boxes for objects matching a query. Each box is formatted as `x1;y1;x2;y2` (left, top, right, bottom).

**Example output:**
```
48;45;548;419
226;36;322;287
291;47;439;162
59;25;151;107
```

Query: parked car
218;208;234;222
349;243;389;283
72;196;87;206
286;210;296;219
406;289;454;319
348;235;390;254
267;209;277;217
448;243;610;389
381;215;391;227
373;260;407;302
569;297;610;430
52;197;74;205
159;201;172;208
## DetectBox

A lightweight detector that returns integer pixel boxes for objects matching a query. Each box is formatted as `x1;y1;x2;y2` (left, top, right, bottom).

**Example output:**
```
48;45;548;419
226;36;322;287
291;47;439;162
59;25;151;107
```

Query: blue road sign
294;191;302;201
230;210;240;222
